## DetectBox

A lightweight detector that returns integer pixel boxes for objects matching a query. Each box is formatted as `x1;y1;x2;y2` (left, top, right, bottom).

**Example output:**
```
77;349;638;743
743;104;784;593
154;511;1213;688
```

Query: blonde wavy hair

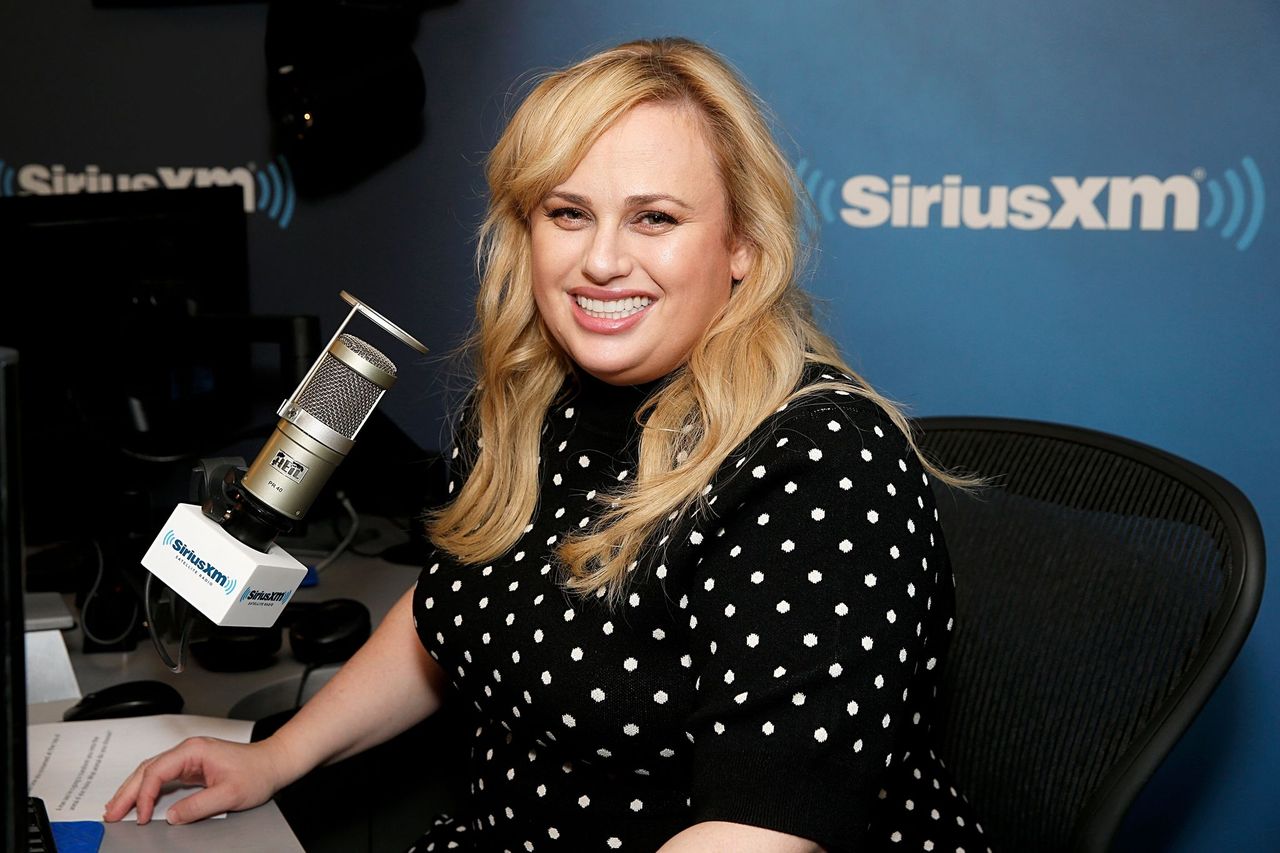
428;37;963;603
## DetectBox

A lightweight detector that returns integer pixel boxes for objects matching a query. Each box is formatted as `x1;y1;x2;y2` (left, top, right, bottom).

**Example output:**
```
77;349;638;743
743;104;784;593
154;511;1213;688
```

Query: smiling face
530;101;754;385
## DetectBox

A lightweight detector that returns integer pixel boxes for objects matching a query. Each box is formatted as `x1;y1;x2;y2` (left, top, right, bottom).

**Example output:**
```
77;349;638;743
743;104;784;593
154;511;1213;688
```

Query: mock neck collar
564;369;666;436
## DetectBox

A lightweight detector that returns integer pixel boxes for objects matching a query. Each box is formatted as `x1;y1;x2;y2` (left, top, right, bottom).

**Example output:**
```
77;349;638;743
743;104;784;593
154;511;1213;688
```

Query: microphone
141;292;426;629
214;330;401;552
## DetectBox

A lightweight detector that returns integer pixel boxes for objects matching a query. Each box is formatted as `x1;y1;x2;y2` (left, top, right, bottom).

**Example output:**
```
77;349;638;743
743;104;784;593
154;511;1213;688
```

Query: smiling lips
572;294;654;331
575;294;652;319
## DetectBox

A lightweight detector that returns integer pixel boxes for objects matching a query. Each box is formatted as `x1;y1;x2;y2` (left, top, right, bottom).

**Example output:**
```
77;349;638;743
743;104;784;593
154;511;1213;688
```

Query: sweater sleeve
680;394;953;850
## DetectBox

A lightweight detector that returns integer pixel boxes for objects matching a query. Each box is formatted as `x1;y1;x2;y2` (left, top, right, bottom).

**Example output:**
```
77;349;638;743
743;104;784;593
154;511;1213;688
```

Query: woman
107;37;989;852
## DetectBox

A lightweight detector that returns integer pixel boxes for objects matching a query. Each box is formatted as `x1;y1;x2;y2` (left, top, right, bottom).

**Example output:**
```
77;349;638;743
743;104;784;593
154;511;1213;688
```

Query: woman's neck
568;368;666;436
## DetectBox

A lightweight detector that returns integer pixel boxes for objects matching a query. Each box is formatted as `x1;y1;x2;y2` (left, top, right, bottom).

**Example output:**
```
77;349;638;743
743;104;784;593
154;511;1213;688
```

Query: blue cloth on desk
51;821;105;853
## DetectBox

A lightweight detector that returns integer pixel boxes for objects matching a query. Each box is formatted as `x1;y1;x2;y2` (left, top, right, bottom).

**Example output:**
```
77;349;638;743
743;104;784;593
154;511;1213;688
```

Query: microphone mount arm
191;457;293;554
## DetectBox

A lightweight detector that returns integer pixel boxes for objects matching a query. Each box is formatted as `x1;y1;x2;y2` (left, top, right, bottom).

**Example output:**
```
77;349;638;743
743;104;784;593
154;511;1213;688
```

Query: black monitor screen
0;186;253;589
1;347;26;853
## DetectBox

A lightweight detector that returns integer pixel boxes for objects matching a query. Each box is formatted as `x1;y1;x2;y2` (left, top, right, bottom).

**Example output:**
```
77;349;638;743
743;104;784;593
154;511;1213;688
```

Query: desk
28;698;303;853
28;519;423;853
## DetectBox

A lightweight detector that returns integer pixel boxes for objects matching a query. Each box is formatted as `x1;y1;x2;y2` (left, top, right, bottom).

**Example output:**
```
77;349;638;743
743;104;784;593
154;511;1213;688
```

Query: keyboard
27;796;56;853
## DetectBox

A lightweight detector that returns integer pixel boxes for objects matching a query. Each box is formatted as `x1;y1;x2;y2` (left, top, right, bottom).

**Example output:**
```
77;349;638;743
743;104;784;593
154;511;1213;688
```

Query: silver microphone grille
295;334;397;439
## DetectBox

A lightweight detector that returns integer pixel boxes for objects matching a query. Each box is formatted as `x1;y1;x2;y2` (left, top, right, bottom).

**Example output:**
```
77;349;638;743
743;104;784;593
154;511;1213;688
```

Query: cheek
697;280;733;325
660;236;734;303
530;235;564;300
689;250;735;329
653;242;680;268
671;273;732;345
531;228;586;283
531;276;565;341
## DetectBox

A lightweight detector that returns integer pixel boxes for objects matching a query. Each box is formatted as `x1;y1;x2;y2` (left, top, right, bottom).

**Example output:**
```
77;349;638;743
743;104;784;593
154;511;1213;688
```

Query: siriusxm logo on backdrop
162;529;238;596
797;157;1264;251
0;155;297;229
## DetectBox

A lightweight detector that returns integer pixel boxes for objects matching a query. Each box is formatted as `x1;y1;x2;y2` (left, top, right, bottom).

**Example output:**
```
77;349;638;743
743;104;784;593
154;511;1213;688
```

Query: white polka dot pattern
408;368;986;852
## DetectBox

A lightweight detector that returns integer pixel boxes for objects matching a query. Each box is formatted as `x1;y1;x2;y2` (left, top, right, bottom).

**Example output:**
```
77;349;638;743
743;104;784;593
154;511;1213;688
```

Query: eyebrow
545;191;693;210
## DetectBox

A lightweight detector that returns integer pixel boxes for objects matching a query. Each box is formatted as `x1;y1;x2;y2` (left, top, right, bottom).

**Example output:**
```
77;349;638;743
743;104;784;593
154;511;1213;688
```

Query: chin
576;359;661;386
579;364;639;385
568;348;639;383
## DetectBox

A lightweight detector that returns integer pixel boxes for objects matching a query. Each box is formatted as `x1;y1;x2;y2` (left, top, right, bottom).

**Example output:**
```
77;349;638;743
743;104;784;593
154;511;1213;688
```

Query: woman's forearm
260;586;446;785
658;821;824;853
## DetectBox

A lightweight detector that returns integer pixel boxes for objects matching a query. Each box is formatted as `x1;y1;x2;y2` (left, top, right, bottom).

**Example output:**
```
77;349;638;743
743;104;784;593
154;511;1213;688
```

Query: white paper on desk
27;714;254;822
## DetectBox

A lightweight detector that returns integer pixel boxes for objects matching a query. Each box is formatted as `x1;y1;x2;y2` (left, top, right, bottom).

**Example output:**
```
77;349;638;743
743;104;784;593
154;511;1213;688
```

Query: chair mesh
921;426;1231;853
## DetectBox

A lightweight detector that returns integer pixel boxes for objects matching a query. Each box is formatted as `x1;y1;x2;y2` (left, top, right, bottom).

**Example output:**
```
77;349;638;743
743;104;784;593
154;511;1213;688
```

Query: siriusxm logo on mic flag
163;528;238;597
143;504;307;628
0;155;297;229
239;586;293;605
797;156;1265;251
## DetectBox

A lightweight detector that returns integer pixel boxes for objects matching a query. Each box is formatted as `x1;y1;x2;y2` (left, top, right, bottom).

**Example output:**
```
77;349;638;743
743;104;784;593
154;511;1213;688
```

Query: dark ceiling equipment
265;1;453;197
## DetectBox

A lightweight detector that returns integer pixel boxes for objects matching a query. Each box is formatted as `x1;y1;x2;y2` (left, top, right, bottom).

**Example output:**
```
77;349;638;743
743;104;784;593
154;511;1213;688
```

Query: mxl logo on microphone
270;450;309;483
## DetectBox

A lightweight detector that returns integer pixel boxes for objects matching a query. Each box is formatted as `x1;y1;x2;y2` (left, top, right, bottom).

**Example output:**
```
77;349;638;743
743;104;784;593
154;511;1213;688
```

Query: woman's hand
102;587;446;827
103;736;287;825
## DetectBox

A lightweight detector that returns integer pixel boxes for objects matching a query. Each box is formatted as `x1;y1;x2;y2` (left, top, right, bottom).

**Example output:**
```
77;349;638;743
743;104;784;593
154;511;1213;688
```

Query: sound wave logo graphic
163;529;176;547
1200;157;1264;251
255;156;296;229
796;158;839;224
0;155;297;230
0;159;15;198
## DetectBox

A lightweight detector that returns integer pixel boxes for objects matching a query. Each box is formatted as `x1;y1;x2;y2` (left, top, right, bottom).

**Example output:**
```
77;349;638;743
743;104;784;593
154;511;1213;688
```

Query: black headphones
189;598;371;672
287;598;372;665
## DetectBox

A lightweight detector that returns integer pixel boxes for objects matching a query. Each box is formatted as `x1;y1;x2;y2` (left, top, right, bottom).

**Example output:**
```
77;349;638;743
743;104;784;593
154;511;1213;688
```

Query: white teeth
575;295;652;319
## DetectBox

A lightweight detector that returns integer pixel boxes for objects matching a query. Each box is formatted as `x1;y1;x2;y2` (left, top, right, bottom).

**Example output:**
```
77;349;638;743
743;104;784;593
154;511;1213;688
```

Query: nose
581;225;632;284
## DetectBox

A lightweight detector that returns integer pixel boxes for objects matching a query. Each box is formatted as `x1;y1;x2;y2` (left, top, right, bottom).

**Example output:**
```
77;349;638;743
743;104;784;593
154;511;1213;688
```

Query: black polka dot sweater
409;364;990;853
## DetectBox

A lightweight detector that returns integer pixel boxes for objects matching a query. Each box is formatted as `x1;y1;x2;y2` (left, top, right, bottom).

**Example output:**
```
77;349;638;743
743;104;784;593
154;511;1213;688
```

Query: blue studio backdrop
1;1;1276;849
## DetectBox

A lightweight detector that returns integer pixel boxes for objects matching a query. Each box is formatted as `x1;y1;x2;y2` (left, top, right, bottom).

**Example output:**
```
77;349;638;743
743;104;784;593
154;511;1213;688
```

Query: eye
635;210;678;230
546;207;590;228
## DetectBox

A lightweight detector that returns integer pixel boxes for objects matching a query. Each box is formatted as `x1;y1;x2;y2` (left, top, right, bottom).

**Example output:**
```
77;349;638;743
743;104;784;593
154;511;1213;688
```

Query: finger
134;750;201;825
165;783;243;826
103;759;153;822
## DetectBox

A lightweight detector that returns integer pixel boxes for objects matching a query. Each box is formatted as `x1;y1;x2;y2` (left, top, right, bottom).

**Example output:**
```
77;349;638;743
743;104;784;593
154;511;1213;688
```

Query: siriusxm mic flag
141;504;307;628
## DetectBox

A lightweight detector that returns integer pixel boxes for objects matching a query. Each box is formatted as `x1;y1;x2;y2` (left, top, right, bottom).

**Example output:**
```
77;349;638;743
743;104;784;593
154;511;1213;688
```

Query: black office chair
914;416;1265;853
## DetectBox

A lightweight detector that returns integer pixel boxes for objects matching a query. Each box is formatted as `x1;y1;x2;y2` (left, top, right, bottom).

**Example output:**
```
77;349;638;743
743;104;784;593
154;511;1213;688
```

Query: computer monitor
0;186;253;557
0;187;324;653
2;347;28;853
0;186;296;638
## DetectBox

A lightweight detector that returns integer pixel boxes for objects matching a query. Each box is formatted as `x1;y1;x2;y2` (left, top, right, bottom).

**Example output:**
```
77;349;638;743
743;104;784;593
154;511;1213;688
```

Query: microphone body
140;292;426;629
220;332;397;552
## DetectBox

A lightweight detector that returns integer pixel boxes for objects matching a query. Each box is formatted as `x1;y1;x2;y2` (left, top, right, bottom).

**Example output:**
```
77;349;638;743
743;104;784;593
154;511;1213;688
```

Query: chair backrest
914;416;1265;853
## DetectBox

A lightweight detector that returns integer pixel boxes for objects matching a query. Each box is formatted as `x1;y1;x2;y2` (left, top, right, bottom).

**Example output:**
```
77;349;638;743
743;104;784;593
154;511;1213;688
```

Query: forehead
556;102;723;202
